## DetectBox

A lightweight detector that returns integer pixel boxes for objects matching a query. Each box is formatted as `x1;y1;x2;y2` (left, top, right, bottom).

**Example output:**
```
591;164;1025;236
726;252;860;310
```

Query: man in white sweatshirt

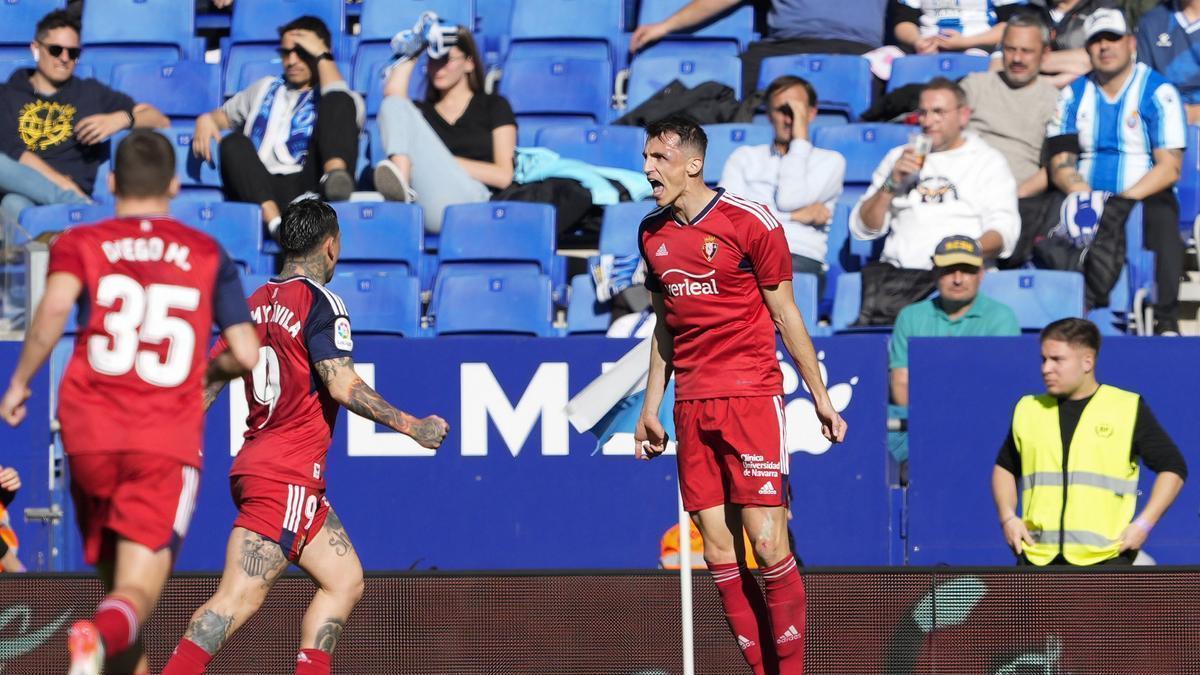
851;78;1020;271
719;75;845;291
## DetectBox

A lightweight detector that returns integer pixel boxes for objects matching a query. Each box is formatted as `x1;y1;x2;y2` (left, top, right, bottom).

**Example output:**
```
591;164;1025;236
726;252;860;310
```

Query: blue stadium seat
0;0;63;61
327;271;424;336
104;126;225;201
813;123;913;185
169;201;271;274
239;273;273;298
330;202;423;275
225;0;347;96
566;273;610;334
701;123;773;185
500;57;614;144
353;0;474;94
228;58;283;96
507;0;622;62
17;203;114;241
475;0;512;64
887;54;989;92
363;57;428;118
600;201;654;258
437;201;556;274
81;0;199;82
535;124;646;173
831;271;861;332
979;270;1085;331
430;268;555;336
1178;125;1200;231
635;0;752;57
757;54;873;121
792;272;821;334
109;62;221;121
625;54;741;111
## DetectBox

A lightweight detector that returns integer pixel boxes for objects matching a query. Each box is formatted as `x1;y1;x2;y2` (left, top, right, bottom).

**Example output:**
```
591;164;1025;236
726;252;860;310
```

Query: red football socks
161;638;212;675
93;595;139;656
295;648;332;675
709;561;776;675
762;554;807;675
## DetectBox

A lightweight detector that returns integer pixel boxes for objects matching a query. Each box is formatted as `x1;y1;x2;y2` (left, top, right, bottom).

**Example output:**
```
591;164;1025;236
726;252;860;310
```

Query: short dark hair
279;198;339;257
645;114;708;157
1040;318;1101;354
921;76;968;108
765;75;817;109
35;9;80;40
278;15;332;50
113;130;175;198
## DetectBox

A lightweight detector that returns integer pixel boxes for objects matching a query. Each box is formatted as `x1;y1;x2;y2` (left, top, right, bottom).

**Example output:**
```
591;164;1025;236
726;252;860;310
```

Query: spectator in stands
629;0;889;97
0;465;22;572
1047;9;1186;334
718;75;845;290
0;10;168;225
192;16;363;234
851;78;1020;270
992;318;1186;566
373;26;516;234
1022;0;1121;87
1137;0;1200;124
893;0;1026;54
888;236;1019;460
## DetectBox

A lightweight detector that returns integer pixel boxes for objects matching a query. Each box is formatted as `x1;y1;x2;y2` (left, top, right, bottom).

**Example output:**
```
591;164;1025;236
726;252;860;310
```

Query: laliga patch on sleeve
334;317;353;351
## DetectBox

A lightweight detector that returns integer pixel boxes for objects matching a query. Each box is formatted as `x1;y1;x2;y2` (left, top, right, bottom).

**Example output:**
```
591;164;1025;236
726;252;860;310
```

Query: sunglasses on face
39;42;81;60
275;46;311;58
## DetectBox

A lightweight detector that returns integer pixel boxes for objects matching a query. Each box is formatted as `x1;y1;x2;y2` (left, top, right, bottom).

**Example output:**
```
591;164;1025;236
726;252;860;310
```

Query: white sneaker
374;160;417;203
67;620;105;675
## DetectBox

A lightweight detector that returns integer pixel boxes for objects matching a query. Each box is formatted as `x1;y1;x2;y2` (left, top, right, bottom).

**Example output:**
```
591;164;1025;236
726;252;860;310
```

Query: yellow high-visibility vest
1011;384;1140;566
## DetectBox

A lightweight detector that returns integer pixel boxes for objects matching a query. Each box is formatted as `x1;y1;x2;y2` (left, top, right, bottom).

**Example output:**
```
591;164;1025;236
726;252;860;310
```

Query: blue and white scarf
249;77;316;167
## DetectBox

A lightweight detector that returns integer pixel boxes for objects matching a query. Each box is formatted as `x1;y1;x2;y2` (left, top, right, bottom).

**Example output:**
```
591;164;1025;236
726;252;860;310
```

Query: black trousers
1142;189;1184;325
739;38;874;98
218;90;359;208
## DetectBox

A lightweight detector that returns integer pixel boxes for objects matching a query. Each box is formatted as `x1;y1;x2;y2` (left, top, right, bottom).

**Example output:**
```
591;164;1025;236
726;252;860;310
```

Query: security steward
991;318;1186;565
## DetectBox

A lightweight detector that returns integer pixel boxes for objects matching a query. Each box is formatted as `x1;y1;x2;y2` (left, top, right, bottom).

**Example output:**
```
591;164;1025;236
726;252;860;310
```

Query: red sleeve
744;215;792;288
47;230;85;281
208;334;228;359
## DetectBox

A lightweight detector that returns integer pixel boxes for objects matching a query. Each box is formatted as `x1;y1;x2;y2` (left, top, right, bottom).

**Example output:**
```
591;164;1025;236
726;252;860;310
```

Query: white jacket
850;132;1019;270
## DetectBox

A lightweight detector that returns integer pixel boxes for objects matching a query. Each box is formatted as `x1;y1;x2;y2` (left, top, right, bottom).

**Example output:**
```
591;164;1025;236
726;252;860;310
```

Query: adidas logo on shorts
737;634;755;650
776;625;802;645
758;482;777;496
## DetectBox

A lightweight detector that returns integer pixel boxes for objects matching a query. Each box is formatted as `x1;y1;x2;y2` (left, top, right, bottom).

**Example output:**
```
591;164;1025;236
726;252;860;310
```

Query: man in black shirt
0;10;168;226
992;318;1186;566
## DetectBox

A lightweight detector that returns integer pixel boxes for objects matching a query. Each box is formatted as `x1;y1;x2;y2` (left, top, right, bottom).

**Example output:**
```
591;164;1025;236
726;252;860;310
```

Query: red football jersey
223;276;353;490
639;189;792;401
49;216;251;466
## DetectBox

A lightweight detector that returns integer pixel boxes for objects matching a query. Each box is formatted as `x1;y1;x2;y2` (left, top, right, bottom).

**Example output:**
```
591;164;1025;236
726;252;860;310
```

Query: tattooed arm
1049;151;1091;195
313;356;450;448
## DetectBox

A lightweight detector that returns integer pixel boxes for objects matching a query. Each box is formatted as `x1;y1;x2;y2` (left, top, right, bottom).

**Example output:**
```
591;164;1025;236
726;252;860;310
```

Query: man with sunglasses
193;15;363;235
0;10;168;227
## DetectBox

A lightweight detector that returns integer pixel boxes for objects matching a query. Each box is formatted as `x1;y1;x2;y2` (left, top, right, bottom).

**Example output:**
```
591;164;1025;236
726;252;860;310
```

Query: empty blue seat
887;54;989;92
626;54;741;111
239;273;274;298
108;126;225;200
566;273;610;334
169;201;270;274
757;54;873;121
507;0;622;62
979;270;1085;331
599;201;654;258
635;0;751;57
363;57;429;118
1178;125;1200;231
431;268;554;336
438;201;556;274
500;57;613;143
831;271;862;332
701;123;773;185
0;0;63;62
110;62;221;120
327;271;424;336
81;0;199;82
813;123;913;184
792;272;820;333
331;202;423;275
17;203;114;241
535;124;646;173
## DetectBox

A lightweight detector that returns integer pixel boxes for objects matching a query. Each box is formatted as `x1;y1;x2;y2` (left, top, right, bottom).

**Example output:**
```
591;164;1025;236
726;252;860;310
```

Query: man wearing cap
992;317;1186;566
887;236;1020;461
1046;8;1187;335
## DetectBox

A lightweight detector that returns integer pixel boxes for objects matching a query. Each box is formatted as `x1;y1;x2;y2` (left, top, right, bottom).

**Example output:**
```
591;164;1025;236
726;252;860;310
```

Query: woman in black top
374;28;517;233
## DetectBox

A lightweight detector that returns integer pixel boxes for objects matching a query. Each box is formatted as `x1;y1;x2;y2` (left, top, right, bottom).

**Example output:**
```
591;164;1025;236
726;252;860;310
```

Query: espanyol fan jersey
224;276;353;490
898;0;1025;38
638;188;792;401
1047;62;1187;194
49;216;250;466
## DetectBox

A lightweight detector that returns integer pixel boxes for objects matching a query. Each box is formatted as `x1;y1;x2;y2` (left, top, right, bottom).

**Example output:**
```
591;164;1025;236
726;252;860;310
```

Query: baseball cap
1084;8;1129;42
932;235;983;268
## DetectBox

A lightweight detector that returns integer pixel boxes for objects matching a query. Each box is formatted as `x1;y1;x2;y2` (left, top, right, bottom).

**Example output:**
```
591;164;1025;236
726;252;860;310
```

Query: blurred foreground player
162;199;450;675
634;116;846;675
0;129;260;674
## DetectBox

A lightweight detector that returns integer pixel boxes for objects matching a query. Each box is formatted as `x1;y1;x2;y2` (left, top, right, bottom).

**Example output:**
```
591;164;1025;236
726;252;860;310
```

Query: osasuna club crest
702;235;718;262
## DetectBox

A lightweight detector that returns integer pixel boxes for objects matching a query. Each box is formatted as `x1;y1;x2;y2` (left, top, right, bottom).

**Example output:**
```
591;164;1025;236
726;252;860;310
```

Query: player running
634;116;847;675
0;129;260;675
162;198;449;675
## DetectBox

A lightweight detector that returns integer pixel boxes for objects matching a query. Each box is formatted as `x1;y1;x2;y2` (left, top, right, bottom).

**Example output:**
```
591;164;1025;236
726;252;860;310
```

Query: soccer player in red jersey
0;130;261;675
634;116;847;675
161;198;449;675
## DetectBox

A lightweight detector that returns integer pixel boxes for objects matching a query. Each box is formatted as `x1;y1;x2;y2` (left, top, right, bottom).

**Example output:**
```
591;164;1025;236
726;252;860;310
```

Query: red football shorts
231;476;330;562
674;395;790;513
68;453;200;566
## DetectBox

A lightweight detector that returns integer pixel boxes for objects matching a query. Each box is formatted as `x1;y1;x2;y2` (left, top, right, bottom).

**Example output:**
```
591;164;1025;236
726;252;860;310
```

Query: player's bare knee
326;566;364;605
702;540;738;565
751;533;788;567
